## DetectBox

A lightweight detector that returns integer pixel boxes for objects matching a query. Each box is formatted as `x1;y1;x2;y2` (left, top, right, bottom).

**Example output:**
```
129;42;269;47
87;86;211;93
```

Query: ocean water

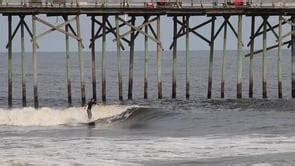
1;50;295;165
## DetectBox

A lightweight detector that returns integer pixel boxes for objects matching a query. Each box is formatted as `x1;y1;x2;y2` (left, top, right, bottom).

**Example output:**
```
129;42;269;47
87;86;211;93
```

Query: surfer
85;98;96;120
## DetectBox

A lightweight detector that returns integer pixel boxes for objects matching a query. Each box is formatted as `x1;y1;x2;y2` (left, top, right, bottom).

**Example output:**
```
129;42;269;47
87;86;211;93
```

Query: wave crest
0;105;139;126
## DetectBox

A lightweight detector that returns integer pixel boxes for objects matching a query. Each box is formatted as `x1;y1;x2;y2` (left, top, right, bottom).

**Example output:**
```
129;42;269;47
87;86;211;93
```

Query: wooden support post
91;16;97;101
21;16;27;107
278;16;283;99
65;15;72;106
221;17;228;98
185;16;190;99
262;16;268;99
32;15;38;108
207;17;215;99
76;15;86;105
292;16;295;98
237;15;243;99
116;15;123;100
144;16;149;99
128;16;135;100
249;16;255;98
157;15;162;99
172;16;177;99
102;16;107;101
8;15;12;107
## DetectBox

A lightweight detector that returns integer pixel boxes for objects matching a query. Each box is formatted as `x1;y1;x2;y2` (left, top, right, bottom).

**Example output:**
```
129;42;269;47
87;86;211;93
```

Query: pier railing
0;0;295;8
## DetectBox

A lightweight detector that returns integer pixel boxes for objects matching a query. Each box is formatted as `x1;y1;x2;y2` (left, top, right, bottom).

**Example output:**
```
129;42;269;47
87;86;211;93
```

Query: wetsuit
86;100;96;120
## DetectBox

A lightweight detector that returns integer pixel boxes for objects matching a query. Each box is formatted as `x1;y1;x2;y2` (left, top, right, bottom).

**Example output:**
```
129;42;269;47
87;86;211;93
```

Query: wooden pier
1;0;295;108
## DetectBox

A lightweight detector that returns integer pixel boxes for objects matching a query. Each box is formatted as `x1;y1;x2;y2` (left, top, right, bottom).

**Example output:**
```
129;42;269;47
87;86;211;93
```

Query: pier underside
1;4;295;107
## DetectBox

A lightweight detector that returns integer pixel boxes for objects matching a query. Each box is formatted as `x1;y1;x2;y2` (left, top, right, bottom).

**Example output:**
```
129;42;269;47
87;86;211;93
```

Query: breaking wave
0;105;139;126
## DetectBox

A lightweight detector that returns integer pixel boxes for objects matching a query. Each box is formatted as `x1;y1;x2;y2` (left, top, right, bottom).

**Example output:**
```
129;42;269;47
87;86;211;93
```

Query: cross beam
6;15;39;49
34;16;83;45
89;17;130;49
117;16;163;50
169;18;214;49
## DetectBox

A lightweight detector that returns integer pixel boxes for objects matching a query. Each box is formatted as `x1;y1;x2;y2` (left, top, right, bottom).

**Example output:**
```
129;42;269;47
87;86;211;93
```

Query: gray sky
0;15;290;53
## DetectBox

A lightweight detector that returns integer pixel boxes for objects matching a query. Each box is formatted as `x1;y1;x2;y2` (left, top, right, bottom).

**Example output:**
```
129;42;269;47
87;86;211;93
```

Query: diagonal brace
176;19;211;44
34;16;83;44
117;16;163;50
91;18;130;47
169;18;213;49
224;18;244;46
116;17;158;40
6;15;40;49
245;40;291;57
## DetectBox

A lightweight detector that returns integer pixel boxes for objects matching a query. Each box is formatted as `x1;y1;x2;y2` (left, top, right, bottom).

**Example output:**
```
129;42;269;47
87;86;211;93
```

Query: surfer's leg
87;109;92;119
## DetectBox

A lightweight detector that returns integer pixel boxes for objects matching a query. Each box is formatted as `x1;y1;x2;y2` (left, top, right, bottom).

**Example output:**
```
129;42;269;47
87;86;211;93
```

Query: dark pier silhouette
1;0;295;108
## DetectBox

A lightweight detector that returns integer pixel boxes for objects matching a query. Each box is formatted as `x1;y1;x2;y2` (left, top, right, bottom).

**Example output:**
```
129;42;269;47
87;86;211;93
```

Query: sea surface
0;50;295;165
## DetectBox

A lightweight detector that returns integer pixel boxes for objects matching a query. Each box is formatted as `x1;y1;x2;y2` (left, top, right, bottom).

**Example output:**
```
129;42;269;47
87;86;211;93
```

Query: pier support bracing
90;15;129;101
115;15;163;99
28;15;86;107
4;11;295;106
5;15;37;107
170;16;215;99
246;15;290;99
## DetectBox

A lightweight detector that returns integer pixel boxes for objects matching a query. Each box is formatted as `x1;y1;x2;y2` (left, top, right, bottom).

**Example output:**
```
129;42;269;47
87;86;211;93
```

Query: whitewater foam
0;105;137;126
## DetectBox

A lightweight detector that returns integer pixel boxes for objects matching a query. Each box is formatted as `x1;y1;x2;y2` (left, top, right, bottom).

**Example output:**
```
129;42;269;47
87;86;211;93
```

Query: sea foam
0;105;137;126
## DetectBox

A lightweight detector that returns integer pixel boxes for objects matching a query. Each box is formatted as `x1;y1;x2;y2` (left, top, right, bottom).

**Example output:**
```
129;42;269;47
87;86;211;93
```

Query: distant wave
0;105;140;126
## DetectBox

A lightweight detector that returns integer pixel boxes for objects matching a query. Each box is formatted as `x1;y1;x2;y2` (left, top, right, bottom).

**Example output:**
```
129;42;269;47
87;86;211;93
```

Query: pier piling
249;16;255;98
237;15;243;99
32;15;38;108
207;17;215;99
76;15;86;105
8;15;12;107
116;15;123;101
91;16;97;101
221;16;228;99
144;16;149;99
157;15;162;99
102;15;107;102
1;2;295;106
128;16;135;100
172;16;177;99
20;16;27;107
292;16;295;98
65;15;72;105
262;16;268;99
185;16;190;99
278;16;283;98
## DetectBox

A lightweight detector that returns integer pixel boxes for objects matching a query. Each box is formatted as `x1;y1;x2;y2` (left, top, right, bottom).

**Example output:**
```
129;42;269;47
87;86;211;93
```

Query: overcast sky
0;15;290;53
